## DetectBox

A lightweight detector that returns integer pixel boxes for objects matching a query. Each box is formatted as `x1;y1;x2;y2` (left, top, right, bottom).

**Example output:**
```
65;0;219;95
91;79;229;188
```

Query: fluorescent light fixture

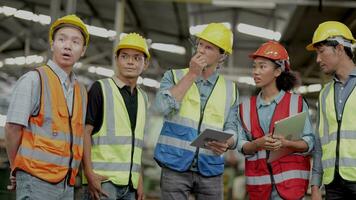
142;78;160;88
88;66;96;73
3;55;45;66
189;22;231;35
14;10;34;20
4;58;15;65
0;114;6;127
74;62;83;69
87;66;114;77
151;43;186;55
212;0;276;9
2;6;16;16
297;84;321;94
95;67;114;77
237;23;281;41
237;76;255;86
38;14;51;25
137;76;143;84
297;86;307;94
307;84;322;93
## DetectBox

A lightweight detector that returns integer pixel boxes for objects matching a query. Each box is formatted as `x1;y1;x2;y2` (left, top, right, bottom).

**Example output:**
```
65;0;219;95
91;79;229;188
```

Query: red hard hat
249;41;290;71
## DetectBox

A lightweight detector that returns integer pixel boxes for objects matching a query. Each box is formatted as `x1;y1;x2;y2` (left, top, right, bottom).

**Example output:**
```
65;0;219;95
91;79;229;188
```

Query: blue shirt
311;68;356;187
154;69;241;147
6;60;76;126
237;90;315;154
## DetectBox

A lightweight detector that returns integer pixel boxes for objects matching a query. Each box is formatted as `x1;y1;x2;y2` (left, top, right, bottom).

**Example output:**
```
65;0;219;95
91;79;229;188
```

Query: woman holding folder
237;41;315;200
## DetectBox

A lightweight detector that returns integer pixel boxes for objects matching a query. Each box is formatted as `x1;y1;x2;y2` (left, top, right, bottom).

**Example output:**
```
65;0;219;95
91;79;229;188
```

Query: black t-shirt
86;80;138;134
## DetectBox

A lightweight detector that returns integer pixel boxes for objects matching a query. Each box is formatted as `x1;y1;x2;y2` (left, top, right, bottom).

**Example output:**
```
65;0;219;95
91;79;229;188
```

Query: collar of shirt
47;59;76;86
333;68;356;83
111;75;138;94
195;70;219;85
256;90;285;109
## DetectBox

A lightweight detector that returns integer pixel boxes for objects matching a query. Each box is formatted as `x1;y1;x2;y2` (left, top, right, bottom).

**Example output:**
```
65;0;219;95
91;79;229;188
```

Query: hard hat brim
306;43;316;51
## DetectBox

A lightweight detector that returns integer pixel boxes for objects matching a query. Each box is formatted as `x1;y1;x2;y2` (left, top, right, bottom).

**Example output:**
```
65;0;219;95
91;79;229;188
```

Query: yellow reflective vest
154;68;237;176
319;81;356;184
86;78;147;188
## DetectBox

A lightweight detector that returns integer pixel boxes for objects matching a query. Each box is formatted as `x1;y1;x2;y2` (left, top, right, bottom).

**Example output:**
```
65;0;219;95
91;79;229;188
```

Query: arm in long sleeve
311;106;323;187
154;70;182;116
223;89;240;149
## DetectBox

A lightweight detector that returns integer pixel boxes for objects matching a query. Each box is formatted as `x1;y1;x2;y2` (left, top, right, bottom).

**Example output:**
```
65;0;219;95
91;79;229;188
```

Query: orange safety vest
239;92;310;200
12;65;87;186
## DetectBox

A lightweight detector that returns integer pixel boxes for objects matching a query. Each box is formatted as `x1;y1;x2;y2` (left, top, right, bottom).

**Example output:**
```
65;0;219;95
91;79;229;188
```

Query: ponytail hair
276;70;298;91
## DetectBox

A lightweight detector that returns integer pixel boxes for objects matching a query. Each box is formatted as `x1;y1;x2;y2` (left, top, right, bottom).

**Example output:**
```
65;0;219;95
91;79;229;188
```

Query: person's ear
80;46;87;57
274;67;282;78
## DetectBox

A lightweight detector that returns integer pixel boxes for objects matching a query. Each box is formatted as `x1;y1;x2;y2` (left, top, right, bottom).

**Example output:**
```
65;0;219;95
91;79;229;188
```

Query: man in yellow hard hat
82;33;149;200
5;14;88;199
153;23;240;199
307;21;356;199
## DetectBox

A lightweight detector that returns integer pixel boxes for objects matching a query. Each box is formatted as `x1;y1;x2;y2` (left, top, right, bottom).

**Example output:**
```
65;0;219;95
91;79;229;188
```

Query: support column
112;0;126;70
50;0;61;21
66;0;77;14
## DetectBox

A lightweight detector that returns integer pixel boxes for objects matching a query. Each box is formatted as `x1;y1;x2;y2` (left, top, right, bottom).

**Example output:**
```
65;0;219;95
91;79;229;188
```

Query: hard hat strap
327;36;352;48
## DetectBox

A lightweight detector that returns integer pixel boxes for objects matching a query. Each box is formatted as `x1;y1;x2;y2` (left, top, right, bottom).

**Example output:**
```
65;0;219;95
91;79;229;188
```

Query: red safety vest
12;65;87;186
239;92;310;200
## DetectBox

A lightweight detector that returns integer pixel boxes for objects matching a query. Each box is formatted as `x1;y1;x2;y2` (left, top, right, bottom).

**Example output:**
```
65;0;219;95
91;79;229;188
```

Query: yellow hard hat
49;14;89;46
195;23;233;54
115;33;150;59
306;21;355;51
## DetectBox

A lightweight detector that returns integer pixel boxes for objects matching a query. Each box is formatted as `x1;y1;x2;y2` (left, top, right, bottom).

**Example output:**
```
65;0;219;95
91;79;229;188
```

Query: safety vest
87;78;146;189
13;65;87;186
239;92;310;200
154;68;237;176
318;81;356;184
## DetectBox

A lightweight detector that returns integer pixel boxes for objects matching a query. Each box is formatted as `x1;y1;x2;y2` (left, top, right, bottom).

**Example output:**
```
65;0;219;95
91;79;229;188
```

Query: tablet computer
190;129;233;149
273;111;307;140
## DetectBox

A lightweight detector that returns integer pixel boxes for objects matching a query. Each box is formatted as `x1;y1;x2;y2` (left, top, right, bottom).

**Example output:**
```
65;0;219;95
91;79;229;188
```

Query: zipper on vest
67;92;75;185
66;112;74;184
335;120;341;171
128;129;135;188
267;162;275;184
194;77;219;170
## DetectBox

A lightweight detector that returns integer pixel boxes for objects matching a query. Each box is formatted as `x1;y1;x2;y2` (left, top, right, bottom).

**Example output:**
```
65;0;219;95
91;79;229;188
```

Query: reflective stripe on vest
319;81;356;184
13;65;86;186
89;78;146;189
154;68;237;176
240;92;310;200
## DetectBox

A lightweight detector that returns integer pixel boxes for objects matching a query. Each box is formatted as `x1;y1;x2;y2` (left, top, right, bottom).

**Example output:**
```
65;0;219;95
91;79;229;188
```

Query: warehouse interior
1;0;356;199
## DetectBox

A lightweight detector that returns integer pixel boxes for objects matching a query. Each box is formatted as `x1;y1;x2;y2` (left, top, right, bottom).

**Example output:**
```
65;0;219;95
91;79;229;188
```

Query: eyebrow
57;33;83;41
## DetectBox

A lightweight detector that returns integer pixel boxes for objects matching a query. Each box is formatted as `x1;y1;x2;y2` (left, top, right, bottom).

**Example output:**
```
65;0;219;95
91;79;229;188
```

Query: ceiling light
0;114;6;127
2;6;16;16
237;23;281;41
142;78;160;88
151;43;186;55
237;76;255;86
307;84;322;93
212;0;276;9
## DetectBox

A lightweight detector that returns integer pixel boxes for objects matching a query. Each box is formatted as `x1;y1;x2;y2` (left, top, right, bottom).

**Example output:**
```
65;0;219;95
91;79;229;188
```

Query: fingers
206;141;229;155
189;53;207;75
99;175;109;181
7;175;16;191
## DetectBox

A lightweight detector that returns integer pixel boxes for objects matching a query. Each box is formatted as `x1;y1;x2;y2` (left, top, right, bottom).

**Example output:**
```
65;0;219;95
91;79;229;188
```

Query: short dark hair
314;40;354;59
115;49;148;59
